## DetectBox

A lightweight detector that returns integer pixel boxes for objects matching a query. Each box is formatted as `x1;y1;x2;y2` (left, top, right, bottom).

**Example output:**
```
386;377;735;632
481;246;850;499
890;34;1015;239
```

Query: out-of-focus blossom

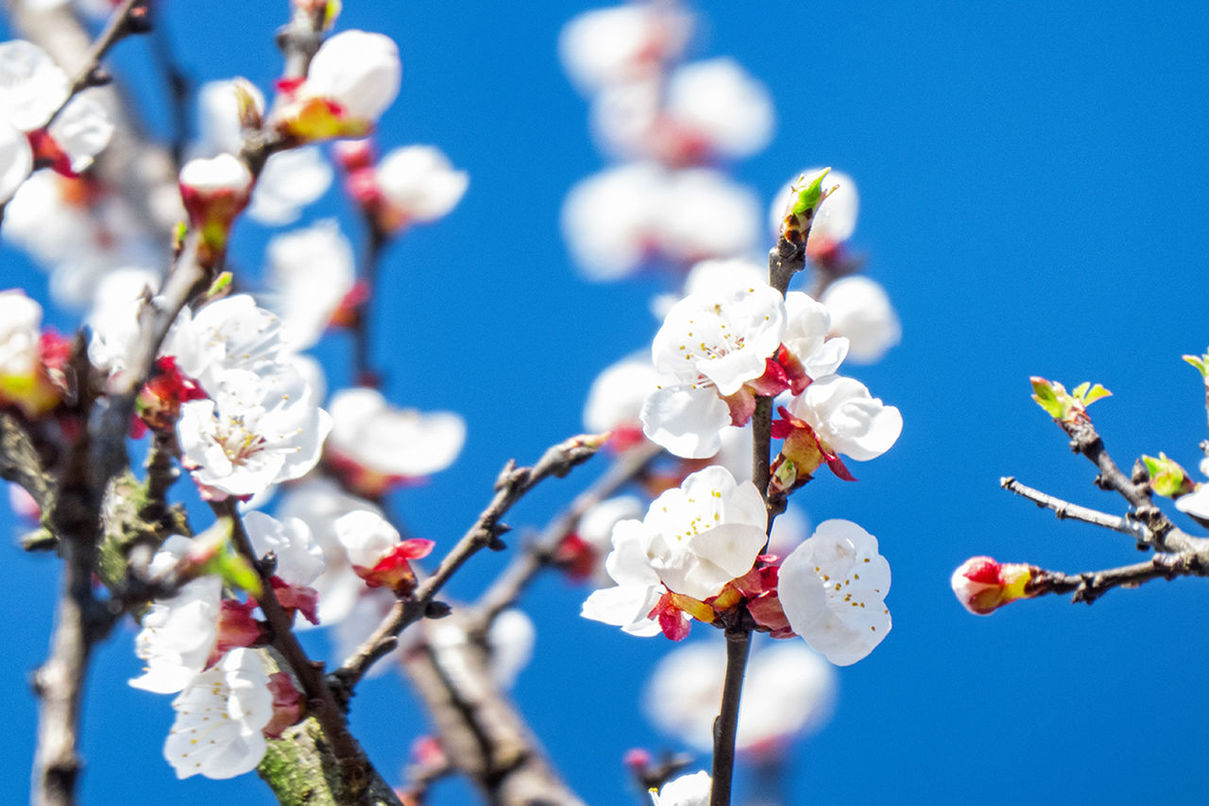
645;639;835;755
334;509;434;593
0;290;65;416
326;387;465;497
582;354;657;448
347;144;468;234
562;163;760;281
487;609;536;689
275;30;401;141
778;519;891;665
582;466;766;640
660;58;773;161
557;495;645;582
163;648;273;780
263;220;356;349
329;587;398;674
179;154;253;262
820;276;901;364
649;770;711;806
559;5;693;93
249;146;333;225
195;79;266;157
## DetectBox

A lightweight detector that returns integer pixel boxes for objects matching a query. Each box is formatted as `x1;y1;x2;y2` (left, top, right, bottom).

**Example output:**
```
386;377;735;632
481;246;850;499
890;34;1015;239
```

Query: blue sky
3;1;1209;804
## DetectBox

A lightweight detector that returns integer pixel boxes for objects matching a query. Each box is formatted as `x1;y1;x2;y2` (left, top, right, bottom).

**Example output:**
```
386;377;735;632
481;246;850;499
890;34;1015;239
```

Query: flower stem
709;625;752;806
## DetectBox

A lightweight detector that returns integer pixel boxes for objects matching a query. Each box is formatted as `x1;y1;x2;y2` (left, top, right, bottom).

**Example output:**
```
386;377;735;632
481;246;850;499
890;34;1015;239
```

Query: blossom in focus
773;374;902;485
561;162;760;281
649;770;711;806
582;465;767;640
334;509;434;593
345;144;469;234
263;220;356;349
641;285;785;458
778;519;891;665
950;556;1037;615
820;276;901;364
163;648;273;780
326;387;466;497
176;368;332;500
645;639;835;755
274;30;401;141
244;510;324;623
558;4;693;92
162;294;288;391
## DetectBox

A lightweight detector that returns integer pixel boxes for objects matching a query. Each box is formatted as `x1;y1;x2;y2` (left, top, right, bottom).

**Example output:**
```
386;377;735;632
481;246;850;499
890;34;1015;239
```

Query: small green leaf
1081;383;1112;406
1029;377;1065;419
216;551;263;597
1183;353;1209;379
1142;452;1188;498
790;167;832;216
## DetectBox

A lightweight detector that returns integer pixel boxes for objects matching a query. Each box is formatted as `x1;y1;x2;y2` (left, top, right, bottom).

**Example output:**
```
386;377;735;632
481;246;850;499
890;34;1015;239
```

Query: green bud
1142;452;1191;498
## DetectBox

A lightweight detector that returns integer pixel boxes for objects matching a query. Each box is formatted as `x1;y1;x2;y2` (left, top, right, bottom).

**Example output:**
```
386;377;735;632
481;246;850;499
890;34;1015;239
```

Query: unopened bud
950;556;1036;615
1143;453;1194;498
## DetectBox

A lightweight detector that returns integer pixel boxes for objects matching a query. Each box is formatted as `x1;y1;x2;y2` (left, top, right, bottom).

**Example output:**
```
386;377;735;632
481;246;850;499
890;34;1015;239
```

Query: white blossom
0;120;31;202
0;289;42;379
487;609;536;689
163;295;289;389
299;30;401;124
177;368;332;499
582;466;767;633
163;648;273;780
650;771;711;806
778;519;892;665
249;146;333;225
334;508;404;570
328;387;465;480
820;276;902;364
664;58;774;159
375;145;468;225
656;168;760;265
1176;485;1209;520
784;374;902;462
195;79;265;157
263;220;355;349
179;152;252;197
781;291;849;380
558;5;692;92
243;510;324;587
642;286;785;458
583;353;658;435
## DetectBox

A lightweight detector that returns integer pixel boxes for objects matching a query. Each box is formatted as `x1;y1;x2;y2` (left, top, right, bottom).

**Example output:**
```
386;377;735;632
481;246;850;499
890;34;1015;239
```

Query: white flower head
561;162;662;281
785;374;902;462
781;291;849;380
195;78;266;157
487;608;536;689
778;519;891;665
1176;485;1209;521
582;466;767;635
163;647;273;779
179;152;253;197
374;145;468;226
177;367;332;500
559;5;693;92
47;92;114;173
328;387;465;480
243;510;324;587
665;58;774;159
0;122;32;203
650;770;711;806
641;285;785;458
820;276;901;364
163;294;288;388
264;220;355;350
0;289;42;379
657;168;761;265
249;145;333;226
334;508;401;570
0;40;68;130
300;30;401;124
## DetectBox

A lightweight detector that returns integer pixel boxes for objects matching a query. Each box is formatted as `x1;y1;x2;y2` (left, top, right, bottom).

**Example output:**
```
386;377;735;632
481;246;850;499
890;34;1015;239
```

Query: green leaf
1081;383;1112;406
1029;377;1065;419
1184;353;1209;379
790;167;832;216
1142;452;1187;498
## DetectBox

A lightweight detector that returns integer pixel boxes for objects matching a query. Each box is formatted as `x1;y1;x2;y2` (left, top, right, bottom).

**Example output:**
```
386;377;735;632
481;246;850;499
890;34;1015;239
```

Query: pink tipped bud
951;556;1036;615
334;138;375;172
179;154;253;262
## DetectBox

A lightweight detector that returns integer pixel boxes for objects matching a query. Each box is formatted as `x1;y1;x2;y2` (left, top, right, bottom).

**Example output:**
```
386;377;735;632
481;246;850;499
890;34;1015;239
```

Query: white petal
304;30;401;123
820;276;901;364
0;122;32;203
0;40;67;130
48;92;113;172
665;58;773;159
640;384;730;459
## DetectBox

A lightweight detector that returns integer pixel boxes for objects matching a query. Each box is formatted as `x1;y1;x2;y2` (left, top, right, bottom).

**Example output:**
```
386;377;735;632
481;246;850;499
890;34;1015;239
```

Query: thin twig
999;476;1149;542
708;627;751;806
352;226;388;387
44;0;148;128
1031;552;1207;605
333;434;605;692
474;439;663;629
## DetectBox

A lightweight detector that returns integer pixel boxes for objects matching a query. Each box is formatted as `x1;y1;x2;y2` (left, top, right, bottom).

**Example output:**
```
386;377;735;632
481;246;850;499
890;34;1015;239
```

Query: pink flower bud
179;154;253;262
951;556;1036;615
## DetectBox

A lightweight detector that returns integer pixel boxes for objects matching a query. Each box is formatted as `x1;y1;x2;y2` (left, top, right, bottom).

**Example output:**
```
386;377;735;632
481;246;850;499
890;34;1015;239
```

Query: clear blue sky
3;1;1209;804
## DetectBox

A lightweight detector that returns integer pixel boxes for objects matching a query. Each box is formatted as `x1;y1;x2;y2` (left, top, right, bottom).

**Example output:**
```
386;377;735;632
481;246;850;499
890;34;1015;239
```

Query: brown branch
999;476;1149;542
217;500;399;806
708;626;751;806
334;434;605;692
0;413;54;513
474;439;663;629
1030;551;1209;605
44;0;149;127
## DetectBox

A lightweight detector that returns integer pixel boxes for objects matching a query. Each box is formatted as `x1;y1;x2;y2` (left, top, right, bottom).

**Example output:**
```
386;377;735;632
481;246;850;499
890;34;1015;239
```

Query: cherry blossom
163;648;273;780
162;294;288;389
582;466;767;639
486;609;537;689
178;154;253;254
820;276;902;364
326;387;466;496
641;285;785;458
778;519;892;665
176;367;332;500
357;144;469;232
0;289;65;416
582;354;657;449
661;58;773;161
557;494;645;583
249;146;333;225
950;556;1037;615
275;30;401;141
645;639;835;755
649;770;711;806
243;510;324;587
263;220;356;349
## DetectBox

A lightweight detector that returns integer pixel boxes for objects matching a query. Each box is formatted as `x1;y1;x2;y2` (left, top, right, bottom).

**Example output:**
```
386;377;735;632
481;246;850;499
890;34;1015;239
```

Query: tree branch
333;434;605;691
999;476;1150;542
1030;551;1209;605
